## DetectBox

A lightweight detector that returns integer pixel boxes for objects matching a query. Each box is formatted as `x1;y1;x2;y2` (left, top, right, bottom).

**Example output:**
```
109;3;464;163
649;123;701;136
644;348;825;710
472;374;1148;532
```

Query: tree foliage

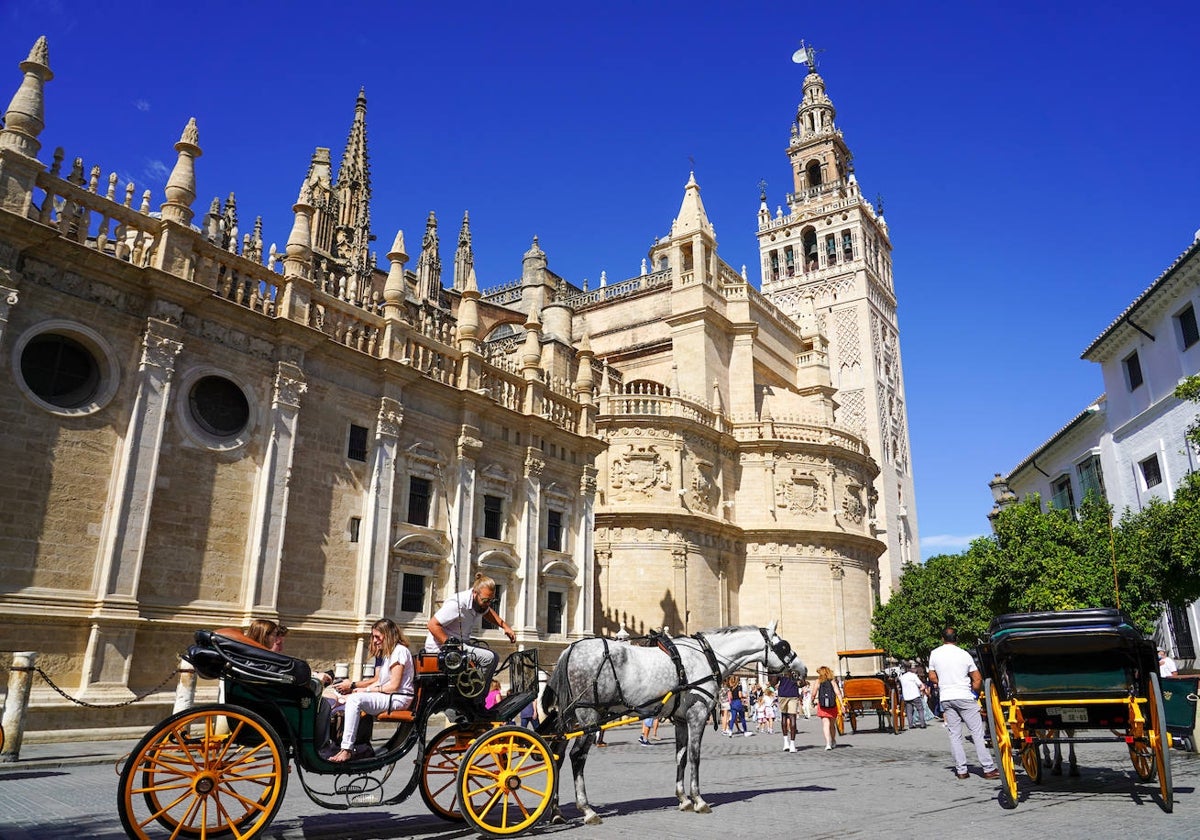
1176;374;1200;450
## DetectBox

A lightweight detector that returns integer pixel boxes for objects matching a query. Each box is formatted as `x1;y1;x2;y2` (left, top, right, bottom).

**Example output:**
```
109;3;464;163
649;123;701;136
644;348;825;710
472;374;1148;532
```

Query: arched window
806;160;822;188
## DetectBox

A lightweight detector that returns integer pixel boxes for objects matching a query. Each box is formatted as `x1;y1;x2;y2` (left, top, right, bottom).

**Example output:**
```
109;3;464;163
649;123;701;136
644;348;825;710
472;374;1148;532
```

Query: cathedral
0;38;917;738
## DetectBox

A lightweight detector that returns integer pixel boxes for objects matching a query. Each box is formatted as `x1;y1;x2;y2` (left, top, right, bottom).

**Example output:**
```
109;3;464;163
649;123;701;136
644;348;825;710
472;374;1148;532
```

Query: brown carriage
835;648;902;735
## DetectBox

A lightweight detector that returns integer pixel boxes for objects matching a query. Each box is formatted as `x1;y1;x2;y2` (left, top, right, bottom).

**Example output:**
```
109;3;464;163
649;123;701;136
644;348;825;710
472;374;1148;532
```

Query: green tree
1116;470;1200;621
1176;374;1200;450
870;544;993;660
983;491;1123;619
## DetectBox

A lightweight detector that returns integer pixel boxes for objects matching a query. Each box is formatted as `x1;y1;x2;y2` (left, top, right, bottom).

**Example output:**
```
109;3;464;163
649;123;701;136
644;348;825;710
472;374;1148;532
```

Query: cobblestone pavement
1;716;1197;839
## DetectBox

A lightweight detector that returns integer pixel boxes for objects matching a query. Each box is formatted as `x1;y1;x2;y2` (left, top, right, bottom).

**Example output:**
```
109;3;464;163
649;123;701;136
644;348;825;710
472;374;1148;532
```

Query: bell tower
758;45;918;593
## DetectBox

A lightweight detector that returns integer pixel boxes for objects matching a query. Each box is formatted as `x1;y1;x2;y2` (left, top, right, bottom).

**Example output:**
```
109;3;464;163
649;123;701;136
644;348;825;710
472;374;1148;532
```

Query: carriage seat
186;628;312;687
842;677;887;701
375;650;442;722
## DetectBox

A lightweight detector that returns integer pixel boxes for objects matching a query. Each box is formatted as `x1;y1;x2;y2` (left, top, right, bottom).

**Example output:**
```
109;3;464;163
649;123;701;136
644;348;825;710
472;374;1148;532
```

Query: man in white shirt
1158;649;1179;678
927;627;998;780
426;573;516;707
897;662;928;729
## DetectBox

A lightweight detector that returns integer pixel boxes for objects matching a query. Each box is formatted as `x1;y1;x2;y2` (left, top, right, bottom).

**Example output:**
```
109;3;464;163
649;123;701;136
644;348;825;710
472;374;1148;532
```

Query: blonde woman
329;619;414;763
814;666;843;750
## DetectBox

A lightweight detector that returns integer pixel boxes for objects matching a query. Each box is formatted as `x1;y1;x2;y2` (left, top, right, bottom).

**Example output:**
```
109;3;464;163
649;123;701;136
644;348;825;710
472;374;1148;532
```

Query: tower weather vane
791;39;822;71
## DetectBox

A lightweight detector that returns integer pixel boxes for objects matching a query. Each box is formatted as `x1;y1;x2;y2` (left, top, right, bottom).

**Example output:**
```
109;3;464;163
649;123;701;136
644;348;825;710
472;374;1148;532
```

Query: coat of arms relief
776;469;827;516
609;443;671;501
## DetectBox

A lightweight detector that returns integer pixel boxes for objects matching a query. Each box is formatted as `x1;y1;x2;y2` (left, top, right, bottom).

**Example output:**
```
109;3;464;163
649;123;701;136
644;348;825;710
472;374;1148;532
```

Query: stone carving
689;458;718;512
776;468;826;515
151;299;185;325
609;443;670;500
841;482;866;524
274;367;307;409
524;450;545;478
141;330;183;371
378;397;403;436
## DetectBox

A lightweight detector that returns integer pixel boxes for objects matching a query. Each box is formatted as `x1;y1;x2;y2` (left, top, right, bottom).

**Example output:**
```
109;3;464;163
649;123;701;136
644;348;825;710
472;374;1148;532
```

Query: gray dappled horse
539;622;807;825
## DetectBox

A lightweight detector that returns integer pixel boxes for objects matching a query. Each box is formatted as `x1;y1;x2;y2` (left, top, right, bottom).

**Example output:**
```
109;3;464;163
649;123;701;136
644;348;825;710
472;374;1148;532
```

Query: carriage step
347;791;382;807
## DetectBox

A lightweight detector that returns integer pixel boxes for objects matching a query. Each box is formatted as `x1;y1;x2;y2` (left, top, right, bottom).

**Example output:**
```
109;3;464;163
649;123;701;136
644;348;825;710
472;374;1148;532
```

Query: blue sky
4;1;1198;560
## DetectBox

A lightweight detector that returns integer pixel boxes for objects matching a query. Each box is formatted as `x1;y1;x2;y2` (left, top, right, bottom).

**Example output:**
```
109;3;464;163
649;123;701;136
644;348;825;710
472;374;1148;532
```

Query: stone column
829;558;847;653
672;544;689;634
84;316;182;696
520;449;545;631
353;395;403;620
0;651;36;762
243;360;307;613
575;467;597;636
765;554;784;628
450;424;481;596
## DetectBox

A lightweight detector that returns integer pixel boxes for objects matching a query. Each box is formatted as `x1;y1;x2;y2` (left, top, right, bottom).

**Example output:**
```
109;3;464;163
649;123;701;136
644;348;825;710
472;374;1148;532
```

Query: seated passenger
328;618;414;763
244;618;281;649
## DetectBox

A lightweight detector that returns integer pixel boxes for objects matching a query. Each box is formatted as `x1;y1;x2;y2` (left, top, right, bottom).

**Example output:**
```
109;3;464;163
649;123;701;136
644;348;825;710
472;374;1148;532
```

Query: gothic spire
332;89;372;288
415;210;442;303
670;171;715;240
453;210;474;291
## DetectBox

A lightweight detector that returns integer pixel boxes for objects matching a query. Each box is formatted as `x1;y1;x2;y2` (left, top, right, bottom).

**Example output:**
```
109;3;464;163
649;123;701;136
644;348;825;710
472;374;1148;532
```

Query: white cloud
919;533;985;557
134;99;150;112
144;159;170;182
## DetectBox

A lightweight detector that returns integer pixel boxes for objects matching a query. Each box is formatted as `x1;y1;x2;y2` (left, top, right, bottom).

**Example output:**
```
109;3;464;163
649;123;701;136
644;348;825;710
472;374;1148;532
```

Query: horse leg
686;715;712;813
1066;731;1079;777
548;736;568;824
568;732;602;825
675;722;691;811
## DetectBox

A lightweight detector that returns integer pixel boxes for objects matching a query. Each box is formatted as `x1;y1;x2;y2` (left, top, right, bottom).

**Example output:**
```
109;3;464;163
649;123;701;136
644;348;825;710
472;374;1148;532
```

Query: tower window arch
806;160;822;188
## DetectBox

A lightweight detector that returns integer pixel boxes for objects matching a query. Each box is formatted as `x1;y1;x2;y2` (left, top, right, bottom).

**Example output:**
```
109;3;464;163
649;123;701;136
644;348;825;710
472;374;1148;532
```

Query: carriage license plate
1046;706;1088;724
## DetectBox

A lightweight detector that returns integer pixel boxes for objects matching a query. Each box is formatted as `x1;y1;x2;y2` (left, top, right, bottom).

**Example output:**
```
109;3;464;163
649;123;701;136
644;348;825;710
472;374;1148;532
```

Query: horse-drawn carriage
117;622;806;838
976;607;1173;811
835;649;901;734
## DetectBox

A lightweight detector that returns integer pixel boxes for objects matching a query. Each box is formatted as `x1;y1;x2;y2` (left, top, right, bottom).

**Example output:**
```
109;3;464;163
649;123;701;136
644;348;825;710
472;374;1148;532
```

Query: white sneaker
744;731;753;737
782;738;791;751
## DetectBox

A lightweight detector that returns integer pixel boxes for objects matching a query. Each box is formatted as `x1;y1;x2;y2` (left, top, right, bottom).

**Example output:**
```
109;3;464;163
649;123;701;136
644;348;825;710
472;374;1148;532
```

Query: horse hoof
678;802;694;813
583;813;603;826
550;814;565;825
696;803;712;814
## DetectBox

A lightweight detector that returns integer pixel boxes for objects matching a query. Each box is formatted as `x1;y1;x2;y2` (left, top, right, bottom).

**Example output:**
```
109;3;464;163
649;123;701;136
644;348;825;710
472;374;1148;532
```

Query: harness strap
650;630;689;719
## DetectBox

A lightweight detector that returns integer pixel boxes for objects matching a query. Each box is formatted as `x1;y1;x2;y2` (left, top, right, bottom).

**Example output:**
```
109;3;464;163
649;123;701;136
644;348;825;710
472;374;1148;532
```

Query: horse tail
537;645;571;737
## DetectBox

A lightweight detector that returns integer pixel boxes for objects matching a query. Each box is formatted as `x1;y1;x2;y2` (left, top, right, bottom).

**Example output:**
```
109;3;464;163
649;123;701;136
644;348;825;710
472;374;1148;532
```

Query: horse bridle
759;627;797;674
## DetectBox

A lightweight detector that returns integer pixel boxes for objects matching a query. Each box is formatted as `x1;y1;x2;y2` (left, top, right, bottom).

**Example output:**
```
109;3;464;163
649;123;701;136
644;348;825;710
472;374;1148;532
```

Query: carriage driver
425;573;517;706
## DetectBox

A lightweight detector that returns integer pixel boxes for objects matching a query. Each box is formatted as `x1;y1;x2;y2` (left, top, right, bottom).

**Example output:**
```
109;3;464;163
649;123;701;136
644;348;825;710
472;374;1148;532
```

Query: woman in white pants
329;618;414;762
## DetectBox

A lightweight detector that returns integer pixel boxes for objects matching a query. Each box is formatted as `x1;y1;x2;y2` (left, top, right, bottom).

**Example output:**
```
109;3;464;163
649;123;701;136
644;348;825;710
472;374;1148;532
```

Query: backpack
817;680;836;710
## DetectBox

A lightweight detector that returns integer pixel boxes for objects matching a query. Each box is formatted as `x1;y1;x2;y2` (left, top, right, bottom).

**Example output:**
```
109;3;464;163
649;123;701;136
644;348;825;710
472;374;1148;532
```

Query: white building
990;232;1200;663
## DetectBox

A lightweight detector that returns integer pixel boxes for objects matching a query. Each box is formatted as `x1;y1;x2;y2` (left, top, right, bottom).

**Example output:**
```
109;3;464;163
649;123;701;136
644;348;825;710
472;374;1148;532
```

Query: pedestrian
814;665;843;750
727;677;751;736
754;692;769;732
927;626;999;780
638;716;660;745
776;670;801;752
720;680;732;734
765;688;777;734
801;680;814;719
1159;648;1179;678
520;699;538;729
898;662;928;729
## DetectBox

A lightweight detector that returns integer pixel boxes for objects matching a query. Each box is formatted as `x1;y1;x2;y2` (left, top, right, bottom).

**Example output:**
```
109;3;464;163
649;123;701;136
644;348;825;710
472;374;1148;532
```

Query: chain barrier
33;665;181;709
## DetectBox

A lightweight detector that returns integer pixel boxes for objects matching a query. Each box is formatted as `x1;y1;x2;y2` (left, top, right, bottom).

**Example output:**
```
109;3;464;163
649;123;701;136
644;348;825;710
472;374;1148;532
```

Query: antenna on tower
791;39;822;71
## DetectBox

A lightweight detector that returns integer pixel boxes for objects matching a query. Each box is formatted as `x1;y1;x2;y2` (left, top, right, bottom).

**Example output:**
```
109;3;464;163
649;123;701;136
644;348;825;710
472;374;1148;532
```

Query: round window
188;375;250;437
20;332;101;408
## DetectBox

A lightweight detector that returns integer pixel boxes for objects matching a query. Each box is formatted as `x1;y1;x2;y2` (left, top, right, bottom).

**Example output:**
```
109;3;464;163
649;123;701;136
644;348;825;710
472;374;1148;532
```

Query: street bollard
173;658;196;714
1;651;37;763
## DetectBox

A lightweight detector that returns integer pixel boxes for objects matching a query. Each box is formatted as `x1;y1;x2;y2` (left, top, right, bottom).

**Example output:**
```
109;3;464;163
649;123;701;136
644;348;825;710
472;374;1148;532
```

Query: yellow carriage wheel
1019;741;1043;784
834;702;845;736
456;725;555;837
984;679;1017;805
419;723;490;822
1148;673;1173;813
118;704;287;840
890;684;904;734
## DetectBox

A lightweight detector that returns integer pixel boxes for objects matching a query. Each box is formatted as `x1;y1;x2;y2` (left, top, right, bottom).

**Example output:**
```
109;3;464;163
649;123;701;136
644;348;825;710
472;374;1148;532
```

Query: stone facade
0;38;900;737
0;39;602;737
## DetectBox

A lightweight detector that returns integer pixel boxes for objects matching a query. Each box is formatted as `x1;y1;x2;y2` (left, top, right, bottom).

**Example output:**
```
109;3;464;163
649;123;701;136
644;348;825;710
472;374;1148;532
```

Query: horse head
761;620;807;682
